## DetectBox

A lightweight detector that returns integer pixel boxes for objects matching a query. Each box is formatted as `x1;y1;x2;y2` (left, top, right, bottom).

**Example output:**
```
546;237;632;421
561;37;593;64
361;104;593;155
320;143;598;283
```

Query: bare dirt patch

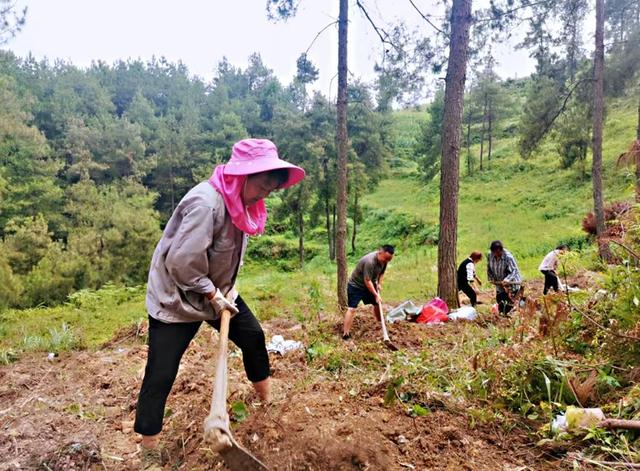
0;305;571;470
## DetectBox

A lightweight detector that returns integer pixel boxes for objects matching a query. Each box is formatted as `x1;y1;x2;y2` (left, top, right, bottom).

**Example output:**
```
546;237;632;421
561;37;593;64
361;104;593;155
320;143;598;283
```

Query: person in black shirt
457;251;483;307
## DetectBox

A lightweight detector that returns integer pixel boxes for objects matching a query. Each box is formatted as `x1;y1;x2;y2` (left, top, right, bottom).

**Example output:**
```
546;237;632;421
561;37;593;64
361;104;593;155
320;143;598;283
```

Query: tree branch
475;0;557;23
407;0;445;35
304;20;339;55
527;78;589;155
570;304;640;342
561;259;640;342
609;240;640;261
355;0;402;52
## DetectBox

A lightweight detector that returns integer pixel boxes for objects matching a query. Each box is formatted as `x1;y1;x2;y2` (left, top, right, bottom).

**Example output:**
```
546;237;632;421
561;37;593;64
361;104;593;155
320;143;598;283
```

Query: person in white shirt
457;251;483;307
539;245;569;294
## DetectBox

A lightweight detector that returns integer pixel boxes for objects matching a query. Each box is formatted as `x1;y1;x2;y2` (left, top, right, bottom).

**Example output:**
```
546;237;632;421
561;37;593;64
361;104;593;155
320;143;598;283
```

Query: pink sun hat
223;138;305;189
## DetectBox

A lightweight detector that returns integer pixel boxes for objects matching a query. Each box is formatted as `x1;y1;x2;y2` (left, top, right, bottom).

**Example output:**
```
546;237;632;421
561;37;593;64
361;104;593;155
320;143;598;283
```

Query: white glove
208;289;239;316
227;285;238;303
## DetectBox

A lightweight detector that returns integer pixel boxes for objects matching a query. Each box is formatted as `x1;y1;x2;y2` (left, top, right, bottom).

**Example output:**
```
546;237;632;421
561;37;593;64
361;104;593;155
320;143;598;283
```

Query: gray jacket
146;182;247;323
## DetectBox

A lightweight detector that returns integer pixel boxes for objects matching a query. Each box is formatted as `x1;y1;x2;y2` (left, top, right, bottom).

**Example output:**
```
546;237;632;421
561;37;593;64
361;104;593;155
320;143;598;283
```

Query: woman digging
134;139;305;470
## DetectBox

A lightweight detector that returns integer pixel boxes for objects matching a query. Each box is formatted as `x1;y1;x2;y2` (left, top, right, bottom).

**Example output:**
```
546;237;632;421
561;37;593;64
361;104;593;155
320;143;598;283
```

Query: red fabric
417;298;449;324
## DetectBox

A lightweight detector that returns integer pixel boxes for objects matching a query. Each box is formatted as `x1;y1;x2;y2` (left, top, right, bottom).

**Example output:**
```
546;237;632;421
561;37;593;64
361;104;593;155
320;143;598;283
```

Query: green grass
0;97;637;355
358;96;637;301
388;109;423;174
0;284;146;359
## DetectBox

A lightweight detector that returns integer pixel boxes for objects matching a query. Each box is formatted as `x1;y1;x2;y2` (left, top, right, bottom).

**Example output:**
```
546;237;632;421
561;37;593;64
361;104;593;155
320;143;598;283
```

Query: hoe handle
378;302;390;341
204;309;232;451
212;309;231;416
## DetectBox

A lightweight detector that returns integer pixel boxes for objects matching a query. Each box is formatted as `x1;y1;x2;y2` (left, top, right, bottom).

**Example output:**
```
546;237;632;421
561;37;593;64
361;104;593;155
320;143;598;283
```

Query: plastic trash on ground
387;300;421;323
566;406;605;431
266;335;303;355
552;407;605;433
551;413;567;433
448;306;477;321
558;280;581;293
417;297;449;324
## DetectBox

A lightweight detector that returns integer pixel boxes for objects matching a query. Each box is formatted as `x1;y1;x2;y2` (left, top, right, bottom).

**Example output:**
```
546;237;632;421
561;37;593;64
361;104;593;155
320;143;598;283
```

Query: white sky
5;0;552;102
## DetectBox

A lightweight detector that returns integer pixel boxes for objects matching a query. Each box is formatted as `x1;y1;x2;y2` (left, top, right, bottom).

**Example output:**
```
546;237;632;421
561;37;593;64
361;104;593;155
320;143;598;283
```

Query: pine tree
437;0;473;308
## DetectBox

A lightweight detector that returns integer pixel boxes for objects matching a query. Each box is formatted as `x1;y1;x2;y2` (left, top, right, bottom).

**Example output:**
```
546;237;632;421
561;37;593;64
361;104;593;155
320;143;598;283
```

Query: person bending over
457;251;483;307
487;240;522;315
539;244;568;294
342;245;395;340
135;139;305;470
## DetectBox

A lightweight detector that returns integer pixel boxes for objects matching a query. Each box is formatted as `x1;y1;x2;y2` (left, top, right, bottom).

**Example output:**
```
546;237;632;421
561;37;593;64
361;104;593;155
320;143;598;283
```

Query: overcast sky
5;0;546;101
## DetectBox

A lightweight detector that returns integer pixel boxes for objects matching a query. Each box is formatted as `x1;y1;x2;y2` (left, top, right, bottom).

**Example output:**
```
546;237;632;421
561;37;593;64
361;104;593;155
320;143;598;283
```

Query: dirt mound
233;400;392;470
0;313;565;470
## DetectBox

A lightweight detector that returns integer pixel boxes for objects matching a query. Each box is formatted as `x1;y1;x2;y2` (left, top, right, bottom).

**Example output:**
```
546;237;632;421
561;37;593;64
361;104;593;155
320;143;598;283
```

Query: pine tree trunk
299;213;305;268
466;110;472;176
351;189;358;253
323;158;334;260
336;0;349;311
637;93;640;141
332;204;337;261
169;164;176;212
479;94;487;170
487;99;493;165
325;193;333;260
437;0;472;308
592;0;611;260
298;189;305;268
636;93;640;203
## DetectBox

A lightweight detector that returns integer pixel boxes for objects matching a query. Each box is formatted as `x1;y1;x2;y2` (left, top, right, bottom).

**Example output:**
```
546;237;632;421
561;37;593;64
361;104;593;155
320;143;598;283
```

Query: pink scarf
208;165;267;236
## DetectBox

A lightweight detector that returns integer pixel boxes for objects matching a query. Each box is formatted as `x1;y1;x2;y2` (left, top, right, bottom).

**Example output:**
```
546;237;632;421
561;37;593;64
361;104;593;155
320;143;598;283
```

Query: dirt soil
0;276;594;470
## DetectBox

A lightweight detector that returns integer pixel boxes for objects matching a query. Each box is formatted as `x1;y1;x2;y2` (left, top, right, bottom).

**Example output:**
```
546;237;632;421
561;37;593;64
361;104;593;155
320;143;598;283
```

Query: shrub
246;235;321;270
581;201;632;236
556;235;590;251
22;243;83;307
362;209;438;246
0;251;21;309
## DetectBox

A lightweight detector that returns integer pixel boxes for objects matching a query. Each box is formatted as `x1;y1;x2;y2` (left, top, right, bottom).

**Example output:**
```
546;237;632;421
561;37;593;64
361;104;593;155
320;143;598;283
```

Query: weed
383;376;405;406
0;349;18;365
407;403;430;417
230;401;249;423
22;323;80;353
64;403;103;421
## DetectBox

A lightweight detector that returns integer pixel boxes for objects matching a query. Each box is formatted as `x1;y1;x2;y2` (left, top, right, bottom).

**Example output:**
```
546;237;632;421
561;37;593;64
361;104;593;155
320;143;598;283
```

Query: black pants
134;295;269;436
459;282;477;307
497;291;513;315
541;270;559;295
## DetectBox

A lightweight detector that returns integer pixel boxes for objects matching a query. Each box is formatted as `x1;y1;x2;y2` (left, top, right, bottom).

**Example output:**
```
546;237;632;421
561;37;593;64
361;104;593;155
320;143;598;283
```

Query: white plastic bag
266;335;303;355
448;306;477;321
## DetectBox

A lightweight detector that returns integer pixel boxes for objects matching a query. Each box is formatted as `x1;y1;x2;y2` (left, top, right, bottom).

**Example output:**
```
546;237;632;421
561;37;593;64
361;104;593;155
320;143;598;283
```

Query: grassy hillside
0;97;637;357
359;96;637;302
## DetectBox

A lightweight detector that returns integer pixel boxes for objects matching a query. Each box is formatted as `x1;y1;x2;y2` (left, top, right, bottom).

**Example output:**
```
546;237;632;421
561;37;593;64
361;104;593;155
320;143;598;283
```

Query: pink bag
417;297;449;324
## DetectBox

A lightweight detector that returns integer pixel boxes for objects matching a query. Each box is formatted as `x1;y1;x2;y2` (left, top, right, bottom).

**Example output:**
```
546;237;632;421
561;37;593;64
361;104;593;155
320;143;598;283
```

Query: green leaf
231;401;249;423
542;372;552;403
383;376;404;406
410;404;430;417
